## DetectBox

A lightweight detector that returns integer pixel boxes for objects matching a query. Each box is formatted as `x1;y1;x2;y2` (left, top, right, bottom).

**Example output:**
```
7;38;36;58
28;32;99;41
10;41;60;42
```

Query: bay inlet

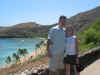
0;38;42;67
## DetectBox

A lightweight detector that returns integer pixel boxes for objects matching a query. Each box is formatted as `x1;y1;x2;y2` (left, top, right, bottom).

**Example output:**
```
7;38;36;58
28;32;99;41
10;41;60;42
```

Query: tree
5;56;11;64
43;41;47;47
23;48;28;56
40;40;44;46
18;48;23;57
35;43;41;57
12;53;20;61
18;48;28;57
36;43;40;50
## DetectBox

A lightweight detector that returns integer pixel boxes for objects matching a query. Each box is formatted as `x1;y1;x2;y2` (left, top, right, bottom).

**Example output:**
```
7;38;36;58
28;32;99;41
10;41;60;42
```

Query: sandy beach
19;47;46;63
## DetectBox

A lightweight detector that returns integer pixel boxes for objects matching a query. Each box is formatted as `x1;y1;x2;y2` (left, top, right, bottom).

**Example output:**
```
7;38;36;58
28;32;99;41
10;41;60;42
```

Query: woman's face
66;28;73;37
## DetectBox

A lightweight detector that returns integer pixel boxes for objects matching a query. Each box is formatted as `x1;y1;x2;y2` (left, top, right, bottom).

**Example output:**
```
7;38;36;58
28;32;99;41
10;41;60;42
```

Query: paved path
81;59;100;75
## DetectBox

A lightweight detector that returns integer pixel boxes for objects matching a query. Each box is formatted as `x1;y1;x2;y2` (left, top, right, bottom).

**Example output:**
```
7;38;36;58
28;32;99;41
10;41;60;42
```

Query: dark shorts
64;55;77;65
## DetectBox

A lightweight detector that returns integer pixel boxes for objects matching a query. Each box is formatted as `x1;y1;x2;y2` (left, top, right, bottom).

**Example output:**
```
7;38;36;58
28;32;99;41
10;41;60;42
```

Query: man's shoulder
52;25;59;29
50;25;59;31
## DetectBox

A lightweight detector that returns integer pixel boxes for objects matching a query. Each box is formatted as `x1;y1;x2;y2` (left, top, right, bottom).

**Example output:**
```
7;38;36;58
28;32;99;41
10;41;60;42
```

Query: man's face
60;19;66;26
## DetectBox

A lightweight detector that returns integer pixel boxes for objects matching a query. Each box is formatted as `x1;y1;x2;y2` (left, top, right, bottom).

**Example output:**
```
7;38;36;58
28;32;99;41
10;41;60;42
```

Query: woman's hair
59;16;67;22
65;25;74;35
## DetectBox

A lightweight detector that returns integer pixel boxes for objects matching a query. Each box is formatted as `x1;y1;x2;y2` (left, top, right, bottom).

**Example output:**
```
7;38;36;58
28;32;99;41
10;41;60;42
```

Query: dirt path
81;59;100;75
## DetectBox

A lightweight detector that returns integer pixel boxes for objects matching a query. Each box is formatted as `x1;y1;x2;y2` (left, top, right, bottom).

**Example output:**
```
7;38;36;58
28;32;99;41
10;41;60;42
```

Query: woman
64;25;80;75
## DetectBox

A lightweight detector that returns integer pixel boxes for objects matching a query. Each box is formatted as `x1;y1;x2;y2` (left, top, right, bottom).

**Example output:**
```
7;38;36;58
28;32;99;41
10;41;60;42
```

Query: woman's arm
75;37;80;64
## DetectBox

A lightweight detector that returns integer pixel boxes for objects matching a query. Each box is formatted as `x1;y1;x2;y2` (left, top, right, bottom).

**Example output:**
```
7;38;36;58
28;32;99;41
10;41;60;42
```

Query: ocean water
0;38;42;67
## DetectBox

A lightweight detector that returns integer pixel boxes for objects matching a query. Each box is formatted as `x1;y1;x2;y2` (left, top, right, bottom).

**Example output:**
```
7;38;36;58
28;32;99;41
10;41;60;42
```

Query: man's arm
47;28;54;58
47;39;52;58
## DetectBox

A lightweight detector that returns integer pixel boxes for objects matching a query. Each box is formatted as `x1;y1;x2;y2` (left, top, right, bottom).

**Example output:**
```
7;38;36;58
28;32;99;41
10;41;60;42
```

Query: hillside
0;22;52;38
77;18;100;53
0;6;100;38
67;6;100;33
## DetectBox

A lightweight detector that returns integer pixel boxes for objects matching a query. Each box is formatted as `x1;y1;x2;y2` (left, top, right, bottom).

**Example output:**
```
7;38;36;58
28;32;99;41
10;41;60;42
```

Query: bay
0;38;42;67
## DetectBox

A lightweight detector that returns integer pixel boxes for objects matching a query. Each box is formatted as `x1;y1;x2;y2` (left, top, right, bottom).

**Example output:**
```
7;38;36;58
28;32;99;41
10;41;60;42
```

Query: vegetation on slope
77;19;100;52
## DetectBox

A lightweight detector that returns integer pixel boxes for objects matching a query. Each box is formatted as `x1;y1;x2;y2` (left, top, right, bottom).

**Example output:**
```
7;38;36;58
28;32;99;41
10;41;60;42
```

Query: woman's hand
64;53;67;57
76;58;79;64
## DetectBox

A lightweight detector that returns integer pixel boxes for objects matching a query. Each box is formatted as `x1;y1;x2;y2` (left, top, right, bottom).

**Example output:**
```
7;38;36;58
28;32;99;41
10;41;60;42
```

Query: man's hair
59;16;67;22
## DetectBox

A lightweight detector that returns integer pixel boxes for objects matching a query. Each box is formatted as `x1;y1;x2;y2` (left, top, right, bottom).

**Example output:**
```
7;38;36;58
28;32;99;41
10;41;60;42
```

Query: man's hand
48;53;52;58
47;39;52;58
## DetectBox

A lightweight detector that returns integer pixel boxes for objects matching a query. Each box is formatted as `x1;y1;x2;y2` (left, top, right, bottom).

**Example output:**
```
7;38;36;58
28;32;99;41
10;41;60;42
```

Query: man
47;16;67;75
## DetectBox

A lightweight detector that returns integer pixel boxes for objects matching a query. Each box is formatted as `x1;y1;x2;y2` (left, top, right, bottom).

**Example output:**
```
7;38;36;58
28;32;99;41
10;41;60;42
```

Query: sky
0;0;100;26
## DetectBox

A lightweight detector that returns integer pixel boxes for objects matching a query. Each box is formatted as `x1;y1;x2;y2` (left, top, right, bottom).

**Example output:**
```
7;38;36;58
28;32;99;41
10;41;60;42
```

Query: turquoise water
0;38;41;67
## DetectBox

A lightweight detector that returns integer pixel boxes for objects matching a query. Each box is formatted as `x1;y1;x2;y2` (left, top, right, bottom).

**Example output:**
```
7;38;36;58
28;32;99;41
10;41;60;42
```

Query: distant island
0;6;100;38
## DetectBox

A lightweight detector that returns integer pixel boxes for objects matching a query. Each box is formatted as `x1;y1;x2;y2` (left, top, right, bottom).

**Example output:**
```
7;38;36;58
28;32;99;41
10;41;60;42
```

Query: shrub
78;18;100;51
84;28;97;44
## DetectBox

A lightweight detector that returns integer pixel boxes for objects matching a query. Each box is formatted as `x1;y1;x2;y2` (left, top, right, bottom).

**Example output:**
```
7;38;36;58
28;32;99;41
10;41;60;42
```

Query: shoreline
0;45;46;70
0;38;46;69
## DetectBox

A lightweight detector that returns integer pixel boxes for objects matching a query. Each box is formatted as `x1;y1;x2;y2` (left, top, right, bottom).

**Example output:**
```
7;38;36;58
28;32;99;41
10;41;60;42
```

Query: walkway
81;59;100;75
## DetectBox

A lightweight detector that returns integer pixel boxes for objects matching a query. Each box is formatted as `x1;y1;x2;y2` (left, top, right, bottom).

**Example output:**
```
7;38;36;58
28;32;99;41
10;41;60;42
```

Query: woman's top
64;35;77;55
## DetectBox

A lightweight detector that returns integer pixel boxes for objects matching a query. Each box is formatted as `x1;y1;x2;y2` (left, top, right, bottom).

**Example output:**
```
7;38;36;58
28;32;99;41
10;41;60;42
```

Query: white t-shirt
64;35;76;55
48;25;66;54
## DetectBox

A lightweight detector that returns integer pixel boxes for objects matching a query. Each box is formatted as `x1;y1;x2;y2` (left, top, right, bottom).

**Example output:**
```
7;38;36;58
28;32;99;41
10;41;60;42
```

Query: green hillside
78;19;100;52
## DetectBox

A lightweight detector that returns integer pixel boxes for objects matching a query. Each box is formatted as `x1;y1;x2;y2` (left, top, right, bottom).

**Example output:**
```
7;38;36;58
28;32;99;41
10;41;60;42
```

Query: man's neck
59;25;64;28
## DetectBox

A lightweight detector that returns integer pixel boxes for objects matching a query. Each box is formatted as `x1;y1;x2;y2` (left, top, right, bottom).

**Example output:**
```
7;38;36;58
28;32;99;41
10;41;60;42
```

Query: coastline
0;37;46;69
0;45;47;70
